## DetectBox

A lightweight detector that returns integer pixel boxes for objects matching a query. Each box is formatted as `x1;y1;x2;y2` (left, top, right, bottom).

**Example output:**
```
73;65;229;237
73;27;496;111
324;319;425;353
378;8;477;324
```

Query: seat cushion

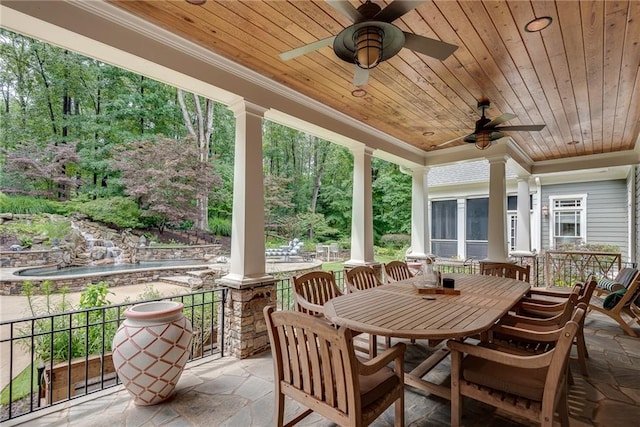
603;288;627;310
359;366;399;408
462;355;547;401
597;277;625;293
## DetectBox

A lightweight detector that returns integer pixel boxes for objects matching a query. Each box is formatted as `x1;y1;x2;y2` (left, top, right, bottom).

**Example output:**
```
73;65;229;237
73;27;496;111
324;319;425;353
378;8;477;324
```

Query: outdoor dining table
323;273;530;400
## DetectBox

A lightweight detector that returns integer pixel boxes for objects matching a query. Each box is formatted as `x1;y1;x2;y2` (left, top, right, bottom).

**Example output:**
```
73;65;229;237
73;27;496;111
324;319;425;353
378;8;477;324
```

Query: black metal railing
0;288;226;422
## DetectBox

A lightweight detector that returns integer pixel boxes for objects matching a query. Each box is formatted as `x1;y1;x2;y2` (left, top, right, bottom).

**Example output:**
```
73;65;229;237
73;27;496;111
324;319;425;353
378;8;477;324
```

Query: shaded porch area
9;310;640;427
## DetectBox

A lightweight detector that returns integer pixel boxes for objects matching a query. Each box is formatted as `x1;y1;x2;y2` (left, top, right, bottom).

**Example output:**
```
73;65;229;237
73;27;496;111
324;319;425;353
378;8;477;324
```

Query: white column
457;198;466;258
486;156;509;262
514;177;532;254
347;146;375;265
409;166;431;258
220;100;272;287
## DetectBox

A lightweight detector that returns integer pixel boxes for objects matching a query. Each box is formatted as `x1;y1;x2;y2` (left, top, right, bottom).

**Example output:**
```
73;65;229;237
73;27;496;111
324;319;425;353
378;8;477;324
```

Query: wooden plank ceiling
110;0;640;163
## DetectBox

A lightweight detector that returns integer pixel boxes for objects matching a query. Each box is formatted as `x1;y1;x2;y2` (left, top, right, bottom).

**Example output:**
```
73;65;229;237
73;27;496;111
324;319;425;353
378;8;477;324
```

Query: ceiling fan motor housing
357;0;382;19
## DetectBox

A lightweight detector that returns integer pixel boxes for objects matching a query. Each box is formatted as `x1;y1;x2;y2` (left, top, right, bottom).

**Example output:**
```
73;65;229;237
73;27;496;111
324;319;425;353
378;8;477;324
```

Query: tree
177;89;215;230
1;140;81;199
112;137;221;232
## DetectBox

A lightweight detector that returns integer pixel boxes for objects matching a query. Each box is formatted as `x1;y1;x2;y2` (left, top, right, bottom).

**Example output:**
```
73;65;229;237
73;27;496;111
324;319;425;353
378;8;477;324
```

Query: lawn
0;364;38;405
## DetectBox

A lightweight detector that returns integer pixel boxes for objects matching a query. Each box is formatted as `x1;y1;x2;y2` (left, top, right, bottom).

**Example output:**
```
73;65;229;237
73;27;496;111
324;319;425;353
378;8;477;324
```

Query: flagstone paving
5;311;640;426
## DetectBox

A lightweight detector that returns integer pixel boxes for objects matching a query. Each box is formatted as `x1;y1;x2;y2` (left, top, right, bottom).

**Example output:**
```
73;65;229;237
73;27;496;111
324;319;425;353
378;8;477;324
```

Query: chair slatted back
265;307;357;419
292;270;342;316
344;266;383;293
480;262;531;283
384;261;414;283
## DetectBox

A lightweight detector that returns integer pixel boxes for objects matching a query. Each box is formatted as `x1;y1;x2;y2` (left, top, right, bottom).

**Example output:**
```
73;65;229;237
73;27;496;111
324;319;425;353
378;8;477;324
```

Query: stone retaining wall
1;244;223;269
0;267;206;296
1;249;64;268
136;245;224;261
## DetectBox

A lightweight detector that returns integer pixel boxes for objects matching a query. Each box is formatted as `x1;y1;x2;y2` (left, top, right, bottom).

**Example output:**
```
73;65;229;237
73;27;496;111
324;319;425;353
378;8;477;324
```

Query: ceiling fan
279;0;458;86
432;100;546;150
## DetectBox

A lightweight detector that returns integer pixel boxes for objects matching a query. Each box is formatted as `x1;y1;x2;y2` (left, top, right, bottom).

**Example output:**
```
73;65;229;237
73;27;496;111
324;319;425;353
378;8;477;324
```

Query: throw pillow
597;277;625;293
603;288;627;310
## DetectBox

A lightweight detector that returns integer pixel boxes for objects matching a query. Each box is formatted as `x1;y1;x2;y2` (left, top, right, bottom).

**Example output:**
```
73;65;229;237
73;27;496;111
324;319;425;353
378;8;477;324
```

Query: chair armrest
491;323;562;343
528;288;573;299
294;295;325;315
519;300;564;313
520;296;562;305
447;339;552;369
500;311;565;327
358;342;406;376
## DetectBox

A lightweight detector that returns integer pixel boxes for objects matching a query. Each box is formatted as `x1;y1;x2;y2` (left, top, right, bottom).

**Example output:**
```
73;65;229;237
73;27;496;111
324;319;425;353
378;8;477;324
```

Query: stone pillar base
218;279;277;359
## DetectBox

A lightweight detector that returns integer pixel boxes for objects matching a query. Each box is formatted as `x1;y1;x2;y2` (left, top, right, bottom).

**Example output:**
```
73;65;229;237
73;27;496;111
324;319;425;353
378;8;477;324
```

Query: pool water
16;260;207;277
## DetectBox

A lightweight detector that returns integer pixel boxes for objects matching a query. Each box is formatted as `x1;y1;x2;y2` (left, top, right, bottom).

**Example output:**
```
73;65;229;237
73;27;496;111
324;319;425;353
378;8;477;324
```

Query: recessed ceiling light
351;89;367;97
525;16;553;32
567;140;580;145
186;0;207;4
422;131;435;136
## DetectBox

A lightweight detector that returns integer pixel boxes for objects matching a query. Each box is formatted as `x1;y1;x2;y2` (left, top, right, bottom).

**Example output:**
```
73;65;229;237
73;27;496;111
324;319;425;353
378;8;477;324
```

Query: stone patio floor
5;311;640;427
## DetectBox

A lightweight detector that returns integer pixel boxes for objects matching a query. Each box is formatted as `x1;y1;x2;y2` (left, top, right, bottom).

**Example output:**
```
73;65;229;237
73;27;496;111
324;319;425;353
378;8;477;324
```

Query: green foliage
62;196;144;229
0;214;72;246
208;216;232;236
17;236;33;248
372;160;411;240
375;245;407;261
19;281;121;363
380;234;411;249
136;284;162;301
78;283;114;308
0;194;63;214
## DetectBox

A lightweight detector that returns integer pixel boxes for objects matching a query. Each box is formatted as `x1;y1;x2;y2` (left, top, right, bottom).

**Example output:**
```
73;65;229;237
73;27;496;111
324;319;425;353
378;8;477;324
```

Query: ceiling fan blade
495;124;546;132
279;36;336;61
403;32;458;61
326;0;364;22
484;113;516;128
353;66;370;87
374;0;427;23
430;134;468;148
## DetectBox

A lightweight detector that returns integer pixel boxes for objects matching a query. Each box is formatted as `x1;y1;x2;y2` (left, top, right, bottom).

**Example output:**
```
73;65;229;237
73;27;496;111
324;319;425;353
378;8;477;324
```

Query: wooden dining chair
515;278;597;376
293;269;374;355
383;261;414;284
448;307;585;427
344;265;384;293
490;286;586;378
264;306;405;427
344;266;389;353
480;262;531;283
292;270;342;316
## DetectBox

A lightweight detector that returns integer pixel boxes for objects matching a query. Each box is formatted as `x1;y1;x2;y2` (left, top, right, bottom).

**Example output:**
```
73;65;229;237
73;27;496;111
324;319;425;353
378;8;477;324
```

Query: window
550;196;586;248
466;198;488;259
431;200;457;257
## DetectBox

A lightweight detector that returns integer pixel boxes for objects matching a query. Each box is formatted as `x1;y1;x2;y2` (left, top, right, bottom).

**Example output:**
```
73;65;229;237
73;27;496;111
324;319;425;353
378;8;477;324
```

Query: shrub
0;193;62;214
380;233;411;249
208;216;232;236
0;214;72;246
62;196;144;228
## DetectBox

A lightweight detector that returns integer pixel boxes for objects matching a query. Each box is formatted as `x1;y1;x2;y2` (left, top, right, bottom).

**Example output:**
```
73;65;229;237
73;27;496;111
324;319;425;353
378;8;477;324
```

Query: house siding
541;180;629;261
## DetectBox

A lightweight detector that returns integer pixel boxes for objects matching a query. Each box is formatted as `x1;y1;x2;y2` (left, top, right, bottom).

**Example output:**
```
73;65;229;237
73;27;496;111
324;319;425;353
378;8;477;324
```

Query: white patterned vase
112;301;193;406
